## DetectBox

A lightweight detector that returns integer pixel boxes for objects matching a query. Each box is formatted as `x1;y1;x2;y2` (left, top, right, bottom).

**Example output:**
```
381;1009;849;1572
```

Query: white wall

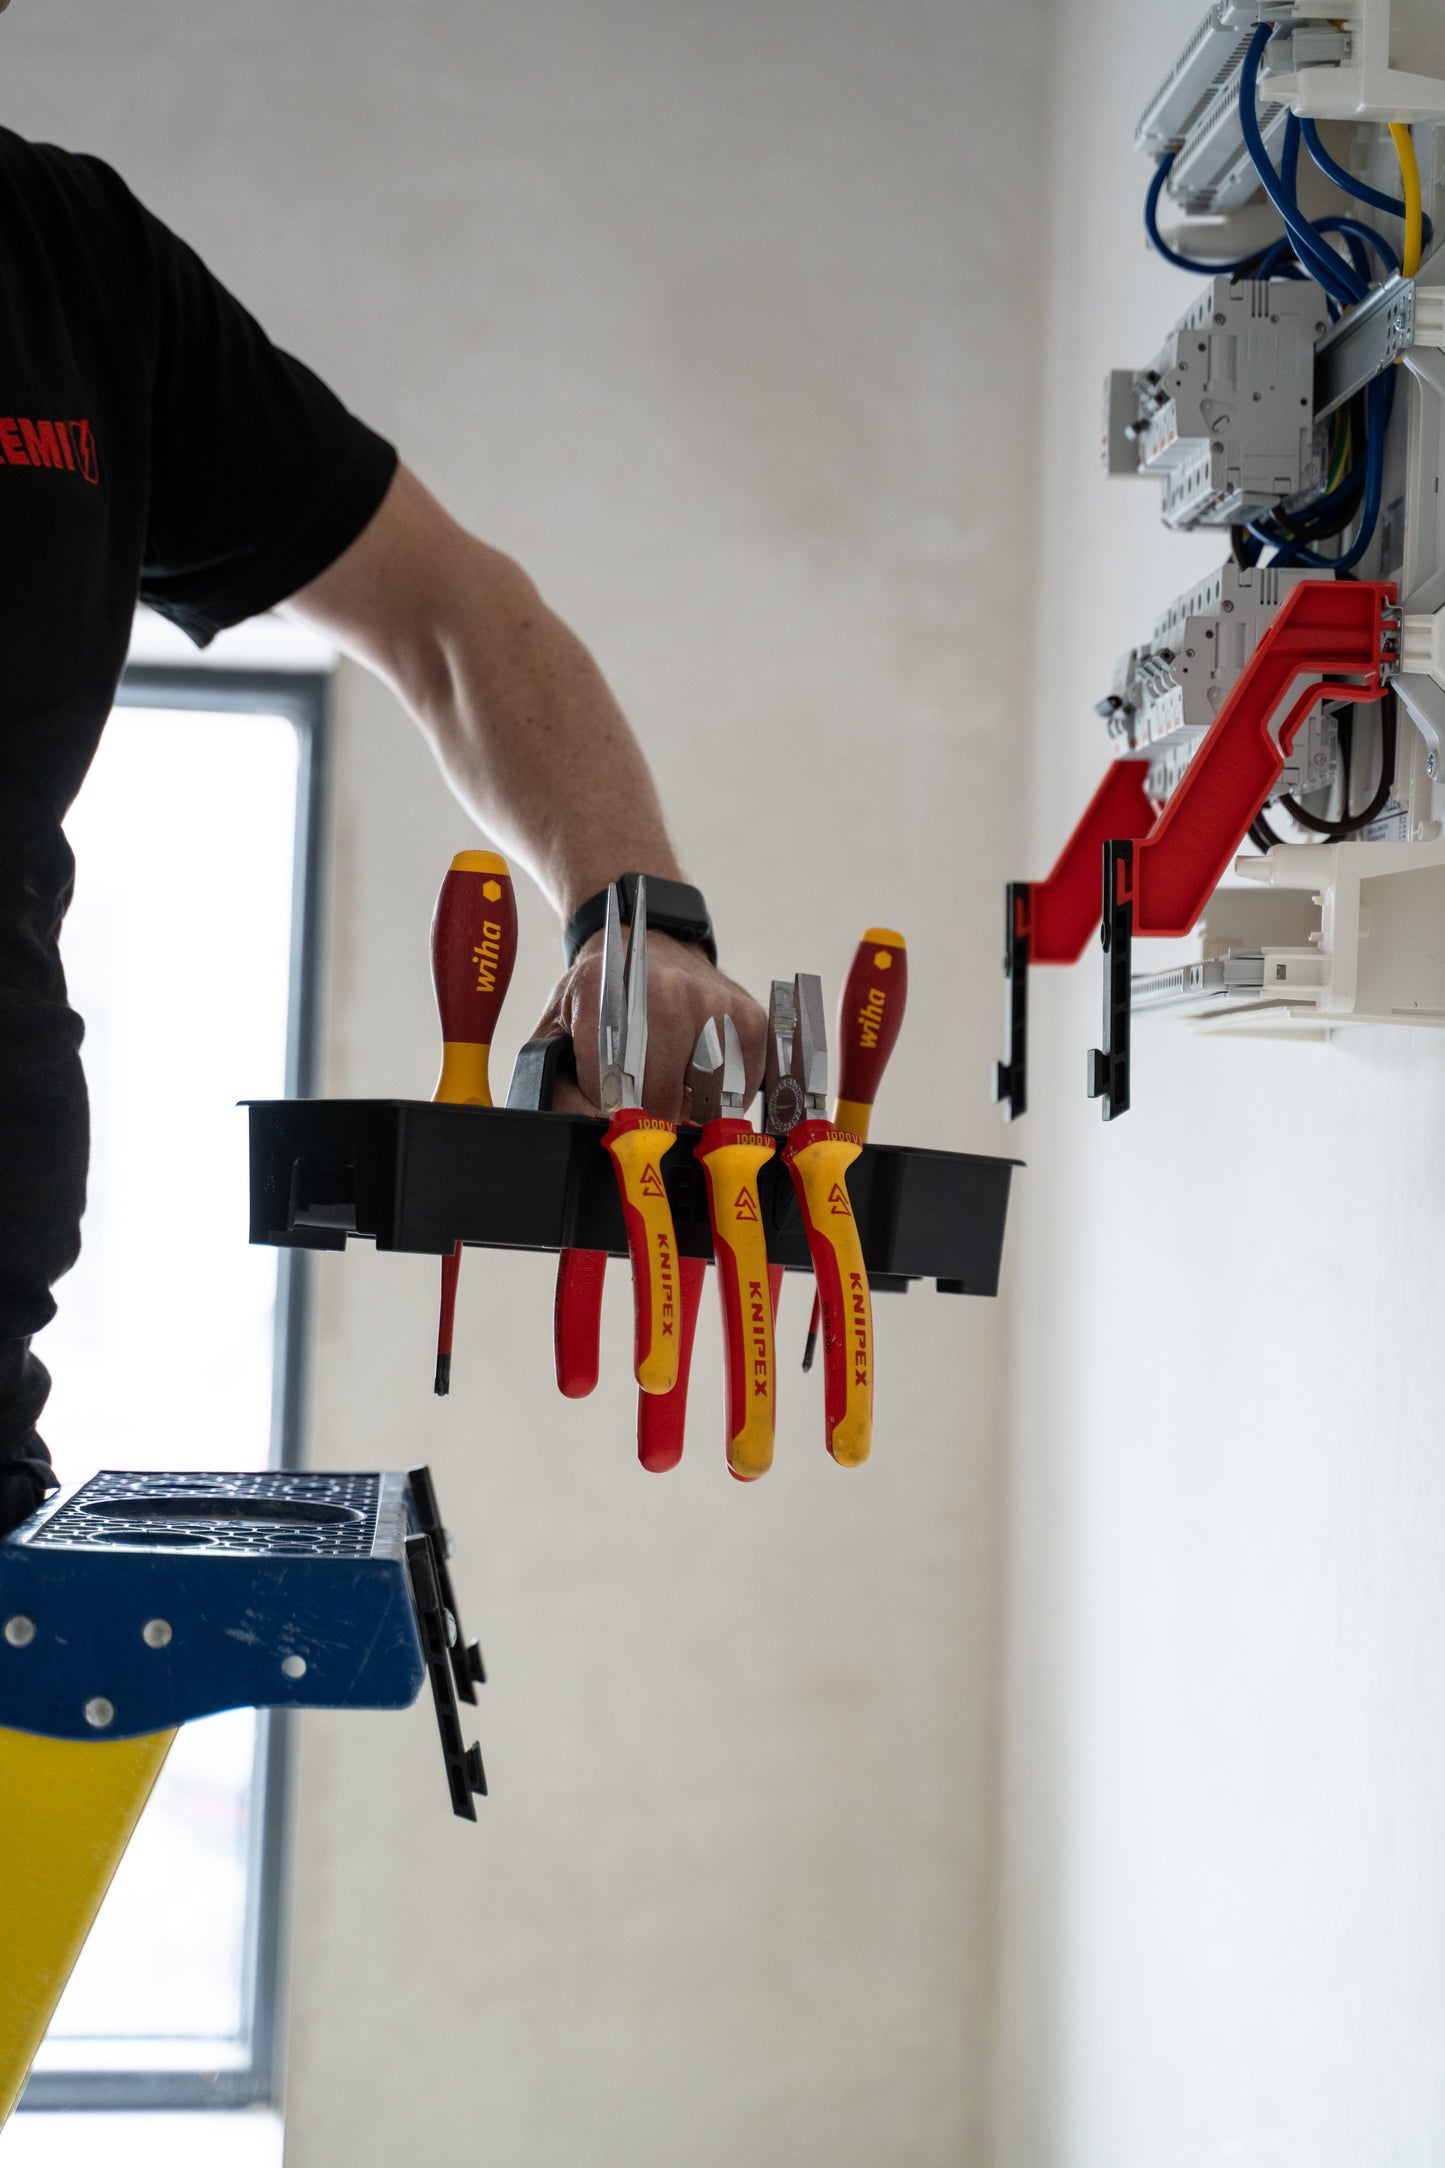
993;7;1445;2164
2;7;1050;2163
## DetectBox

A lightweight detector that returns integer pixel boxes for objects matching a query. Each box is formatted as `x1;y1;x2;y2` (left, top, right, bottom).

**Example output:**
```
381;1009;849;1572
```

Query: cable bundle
1145;21;1426;577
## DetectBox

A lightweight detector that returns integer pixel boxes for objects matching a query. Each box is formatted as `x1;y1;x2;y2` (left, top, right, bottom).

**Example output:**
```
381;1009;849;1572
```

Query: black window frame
19;662;329;2116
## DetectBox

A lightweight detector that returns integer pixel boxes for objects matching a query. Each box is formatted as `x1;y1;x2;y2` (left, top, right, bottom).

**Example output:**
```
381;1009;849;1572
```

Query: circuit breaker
994;0;1445;1122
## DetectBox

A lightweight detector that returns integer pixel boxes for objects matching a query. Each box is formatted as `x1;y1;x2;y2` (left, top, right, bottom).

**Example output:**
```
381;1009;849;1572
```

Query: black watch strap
563;874;717;968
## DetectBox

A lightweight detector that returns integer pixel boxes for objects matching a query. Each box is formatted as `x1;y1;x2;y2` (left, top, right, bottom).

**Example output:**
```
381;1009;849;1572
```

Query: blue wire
1316;215;1399;278
1237;23;1364;307
1256;236;1306;281
1255;371;1393;569
1145;152;1268;275
1321;220;1375;286
1300;117;1434;248
1281;114;1303;204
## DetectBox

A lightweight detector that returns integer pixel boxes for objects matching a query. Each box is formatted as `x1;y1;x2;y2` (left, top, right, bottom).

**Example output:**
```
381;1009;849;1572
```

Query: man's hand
531;932;767;1120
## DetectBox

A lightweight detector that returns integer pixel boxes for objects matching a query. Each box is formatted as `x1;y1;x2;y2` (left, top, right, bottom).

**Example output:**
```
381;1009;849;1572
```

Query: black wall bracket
992;881;1030;1123
1086;839;1133;1122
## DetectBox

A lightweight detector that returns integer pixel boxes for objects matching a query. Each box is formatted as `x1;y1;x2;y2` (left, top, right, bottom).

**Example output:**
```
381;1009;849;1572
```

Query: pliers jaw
764;974;827;1134
598;878;649;1114
686;1013;747;1125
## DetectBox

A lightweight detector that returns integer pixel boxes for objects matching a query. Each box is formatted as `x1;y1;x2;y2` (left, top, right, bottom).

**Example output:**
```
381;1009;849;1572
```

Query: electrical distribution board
995;0;1445;1122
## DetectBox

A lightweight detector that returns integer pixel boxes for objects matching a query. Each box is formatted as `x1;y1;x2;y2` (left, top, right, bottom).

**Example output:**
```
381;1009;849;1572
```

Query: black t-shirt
0;128;397;1512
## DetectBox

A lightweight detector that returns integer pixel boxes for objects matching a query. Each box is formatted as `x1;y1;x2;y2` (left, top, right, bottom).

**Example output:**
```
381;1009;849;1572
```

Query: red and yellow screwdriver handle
601;1109;682;1397
803;928;906;1375
695;1121;778;1480
432;851;517;1107
782;1120;873;1467
430;850;518;1395
832;927;907;1140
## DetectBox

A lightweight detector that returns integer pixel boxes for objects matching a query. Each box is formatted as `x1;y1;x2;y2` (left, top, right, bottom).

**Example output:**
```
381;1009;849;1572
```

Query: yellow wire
1389;122;1423;278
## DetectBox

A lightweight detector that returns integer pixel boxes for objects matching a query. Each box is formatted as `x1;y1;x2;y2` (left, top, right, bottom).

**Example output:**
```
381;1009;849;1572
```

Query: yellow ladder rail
0;1724;175;2124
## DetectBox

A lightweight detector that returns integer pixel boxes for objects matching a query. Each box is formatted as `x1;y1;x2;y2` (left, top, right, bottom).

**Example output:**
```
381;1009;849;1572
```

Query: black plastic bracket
407;1465;485;1705
992;882;1030;1122
1086;840;1132;1122
406;1529;487;1821
505;1034;576;1113
247;1101;1017;1297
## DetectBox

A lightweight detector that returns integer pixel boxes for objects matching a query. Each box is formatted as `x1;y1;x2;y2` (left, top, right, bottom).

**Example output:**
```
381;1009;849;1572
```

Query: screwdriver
430;850;518;1394
802;929;907;1371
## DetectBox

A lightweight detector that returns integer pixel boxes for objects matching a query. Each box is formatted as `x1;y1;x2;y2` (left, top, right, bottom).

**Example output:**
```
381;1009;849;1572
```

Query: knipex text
849;1270;869;1386
656;1228;676;1336
747;1279;769;1396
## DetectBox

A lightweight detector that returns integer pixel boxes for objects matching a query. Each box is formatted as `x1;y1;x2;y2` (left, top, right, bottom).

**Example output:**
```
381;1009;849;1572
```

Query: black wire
1278;704;1397;836
1250;812;1282;851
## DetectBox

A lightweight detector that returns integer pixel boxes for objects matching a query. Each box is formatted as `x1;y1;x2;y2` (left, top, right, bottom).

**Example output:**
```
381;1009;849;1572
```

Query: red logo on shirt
0;417;99;483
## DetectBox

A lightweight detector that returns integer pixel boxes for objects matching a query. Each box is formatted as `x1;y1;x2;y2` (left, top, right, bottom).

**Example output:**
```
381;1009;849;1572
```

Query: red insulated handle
431;851;519;1102
833;929;907;1118
636;1255;707;1472
554;1248;606;1398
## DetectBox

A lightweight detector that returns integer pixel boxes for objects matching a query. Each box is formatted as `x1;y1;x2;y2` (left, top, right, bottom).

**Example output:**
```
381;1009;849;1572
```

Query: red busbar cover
1024;759;1157;965
1129;578;1393;937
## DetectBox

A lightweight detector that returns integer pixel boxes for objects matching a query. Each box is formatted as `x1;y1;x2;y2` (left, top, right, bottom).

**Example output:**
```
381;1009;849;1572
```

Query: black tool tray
247;1101;1018;1298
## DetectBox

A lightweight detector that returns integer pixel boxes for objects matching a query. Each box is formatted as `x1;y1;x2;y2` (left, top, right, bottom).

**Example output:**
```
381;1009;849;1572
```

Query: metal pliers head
598;877;649;1114
686;1013;747;1126
764;974;827;1135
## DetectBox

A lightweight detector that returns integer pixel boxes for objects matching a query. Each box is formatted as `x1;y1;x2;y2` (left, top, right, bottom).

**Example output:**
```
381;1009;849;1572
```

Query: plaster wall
3;7;1050;2163
992;4;1445;2161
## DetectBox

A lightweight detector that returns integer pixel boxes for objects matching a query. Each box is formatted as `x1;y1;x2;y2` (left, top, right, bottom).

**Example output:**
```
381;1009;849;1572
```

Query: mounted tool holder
246;1092;1017;1302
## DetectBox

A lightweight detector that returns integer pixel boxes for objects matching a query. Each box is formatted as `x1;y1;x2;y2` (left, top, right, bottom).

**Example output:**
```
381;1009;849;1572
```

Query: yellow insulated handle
603;1111;681;1396
696;1124;777;1479
435;1039;495;1106
782;1122;873;1467
0;1724;175;2125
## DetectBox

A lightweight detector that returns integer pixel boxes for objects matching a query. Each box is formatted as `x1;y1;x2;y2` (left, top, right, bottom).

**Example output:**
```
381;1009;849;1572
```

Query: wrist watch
563;874;717;968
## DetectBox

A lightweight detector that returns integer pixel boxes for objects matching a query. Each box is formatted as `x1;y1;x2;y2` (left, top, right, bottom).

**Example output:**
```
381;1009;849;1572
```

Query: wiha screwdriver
430;850;518;1394
802;929;907;1372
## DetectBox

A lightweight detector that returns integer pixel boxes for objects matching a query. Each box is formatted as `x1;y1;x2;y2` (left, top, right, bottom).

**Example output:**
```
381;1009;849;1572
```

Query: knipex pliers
765;974;874;1467
637;1015;780;1478
552;880;683;1406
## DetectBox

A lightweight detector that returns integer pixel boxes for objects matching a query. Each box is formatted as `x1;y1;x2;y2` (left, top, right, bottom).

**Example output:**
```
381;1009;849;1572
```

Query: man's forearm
404;543;686;920
288;465;685;919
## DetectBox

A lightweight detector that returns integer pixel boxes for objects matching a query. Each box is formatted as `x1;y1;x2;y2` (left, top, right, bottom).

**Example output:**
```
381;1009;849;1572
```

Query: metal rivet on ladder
84;1697;115;1729
280;1654;307;1680
141;1619;173;1648
3;1615;36;1648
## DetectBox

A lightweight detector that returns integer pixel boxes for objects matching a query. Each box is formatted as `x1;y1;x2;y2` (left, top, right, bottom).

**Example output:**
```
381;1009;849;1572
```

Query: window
19;664;327;2113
